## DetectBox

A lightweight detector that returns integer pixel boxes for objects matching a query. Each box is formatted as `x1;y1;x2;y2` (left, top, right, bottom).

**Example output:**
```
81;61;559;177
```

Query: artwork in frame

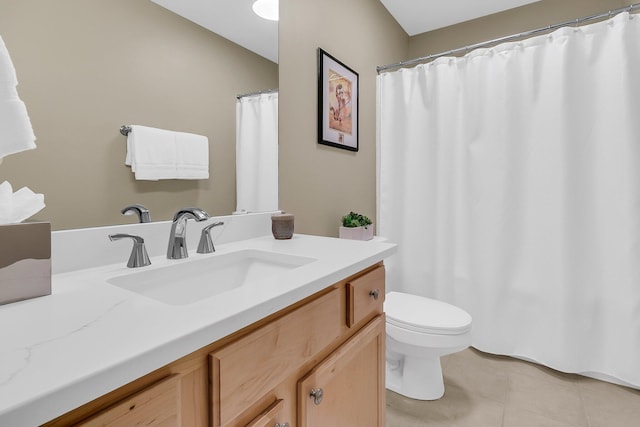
317;48;359;152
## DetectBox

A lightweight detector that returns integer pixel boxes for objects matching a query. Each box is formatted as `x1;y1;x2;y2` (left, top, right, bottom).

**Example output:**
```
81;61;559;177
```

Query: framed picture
317;48;359;152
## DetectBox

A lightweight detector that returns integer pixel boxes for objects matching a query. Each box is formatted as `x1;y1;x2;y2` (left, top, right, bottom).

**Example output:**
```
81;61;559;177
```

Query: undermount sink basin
107;249;316;306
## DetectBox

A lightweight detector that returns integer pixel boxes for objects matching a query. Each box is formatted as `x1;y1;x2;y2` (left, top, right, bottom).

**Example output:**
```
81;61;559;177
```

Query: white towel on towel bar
126;125;209;180
175;131;209;179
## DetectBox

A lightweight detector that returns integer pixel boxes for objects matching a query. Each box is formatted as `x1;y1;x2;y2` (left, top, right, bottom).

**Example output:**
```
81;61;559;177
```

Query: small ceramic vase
271;213;294;239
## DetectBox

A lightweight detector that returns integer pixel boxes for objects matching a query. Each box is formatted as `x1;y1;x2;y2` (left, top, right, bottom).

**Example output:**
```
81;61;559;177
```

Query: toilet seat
385;291;472;335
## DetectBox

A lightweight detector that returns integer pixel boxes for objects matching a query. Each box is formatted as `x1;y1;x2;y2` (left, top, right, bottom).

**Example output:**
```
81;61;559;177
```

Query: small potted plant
339;211;374;241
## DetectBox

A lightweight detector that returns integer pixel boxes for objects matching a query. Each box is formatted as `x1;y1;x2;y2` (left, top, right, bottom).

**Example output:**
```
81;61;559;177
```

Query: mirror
0;0;277;230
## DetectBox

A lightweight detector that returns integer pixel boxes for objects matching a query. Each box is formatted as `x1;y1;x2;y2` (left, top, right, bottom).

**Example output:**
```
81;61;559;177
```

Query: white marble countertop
0;233;396;426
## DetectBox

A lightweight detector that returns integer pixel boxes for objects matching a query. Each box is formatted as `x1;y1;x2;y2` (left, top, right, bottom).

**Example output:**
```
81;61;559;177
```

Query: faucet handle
197;222;224;254
121;204;151;223
109;233;151;268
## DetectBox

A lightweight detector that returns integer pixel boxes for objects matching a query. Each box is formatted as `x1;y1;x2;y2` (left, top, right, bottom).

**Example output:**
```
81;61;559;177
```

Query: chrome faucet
109;234;151;268
167;207;210;259
121;204;151;223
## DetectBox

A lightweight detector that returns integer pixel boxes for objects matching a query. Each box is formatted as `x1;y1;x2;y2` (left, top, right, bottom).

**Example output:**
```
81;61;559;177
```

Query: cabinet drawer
245;399;289;427
75;375;180;427
210;288;343;427
346;265;385;327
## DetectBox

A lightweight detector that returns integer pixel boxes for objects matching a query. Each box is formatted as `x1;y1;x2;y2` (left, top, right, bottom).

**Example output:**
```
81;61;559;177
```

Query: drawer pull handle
310;388;324;405
369;289;380;300
275;423;290;427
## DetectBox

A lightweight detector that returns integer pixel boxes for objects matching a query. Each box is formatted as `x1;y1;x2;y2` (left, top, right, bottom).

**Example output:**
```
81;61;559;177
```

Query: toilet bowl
385;291;472;400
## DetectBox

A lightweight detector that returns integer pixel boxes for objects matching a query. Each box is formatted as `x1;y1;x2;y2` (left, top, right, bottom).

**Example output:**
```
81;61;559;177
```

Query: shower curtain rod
236;88;278;99
377;2;640;73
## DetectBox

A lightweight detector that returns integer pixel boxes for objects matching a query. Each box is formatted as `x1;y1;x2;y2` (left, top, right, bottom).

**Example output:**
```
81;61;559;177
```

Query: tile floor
386;348;640;427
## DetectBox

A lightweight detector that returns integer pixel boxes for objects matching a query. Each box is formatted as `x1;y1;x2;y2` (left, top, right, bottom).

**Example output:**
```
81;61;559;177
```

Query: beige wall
0;0;277;230
408;0;635;59
278;0;408;237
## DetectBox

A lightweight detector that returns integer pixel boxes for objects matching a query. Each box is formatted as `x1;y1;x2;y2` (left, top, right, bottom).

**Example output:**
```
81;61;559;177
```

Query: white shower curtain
236;92;278;212
377;12;640;388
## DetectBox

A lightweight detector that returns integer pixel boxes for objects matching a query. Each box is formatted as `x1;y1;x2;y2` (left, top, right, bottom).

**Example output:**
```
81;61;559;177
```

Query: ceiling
381;0;541;36
150;0;279;63
151;0;541;63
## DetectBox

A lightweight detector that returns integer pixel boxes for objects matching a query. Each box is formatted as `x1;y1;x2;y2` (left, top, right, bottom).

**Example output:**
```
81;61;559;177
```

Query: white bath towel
126;125;175;180
175;131;209;179
0;36;36;160
126;125;209;180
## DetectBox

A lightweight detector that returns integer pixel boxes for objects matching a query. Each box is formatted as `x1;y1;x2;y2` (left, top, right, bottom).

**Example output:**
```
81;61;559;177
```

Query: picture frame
317;48;359;152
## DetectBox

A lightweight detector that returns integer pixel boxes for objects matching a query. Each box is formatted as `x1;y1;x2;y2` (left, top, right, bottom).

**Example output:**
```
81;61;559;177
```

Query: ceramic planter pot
339;225;374;241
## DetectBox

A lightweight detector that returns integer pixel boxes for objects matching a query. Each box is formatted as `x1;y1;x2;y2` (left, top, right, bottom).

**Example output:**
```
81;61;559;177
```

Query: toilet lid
385;292;472;335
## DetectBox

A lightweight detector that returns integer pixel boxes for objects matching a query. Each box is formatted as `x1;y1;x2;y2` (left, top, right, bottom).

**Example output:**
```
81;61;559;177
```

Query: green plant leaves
341;211;372;228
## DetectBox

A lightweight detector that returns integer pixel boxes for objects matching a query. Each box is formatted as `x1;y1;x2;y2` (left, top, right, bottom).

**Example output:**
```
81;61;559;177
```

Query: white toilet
384;291;472;400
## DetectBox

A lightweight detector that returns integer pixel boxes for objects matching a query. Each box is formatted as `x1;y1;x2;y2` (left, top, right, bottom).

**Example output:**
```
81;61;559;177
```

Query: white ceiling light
252;0;278;21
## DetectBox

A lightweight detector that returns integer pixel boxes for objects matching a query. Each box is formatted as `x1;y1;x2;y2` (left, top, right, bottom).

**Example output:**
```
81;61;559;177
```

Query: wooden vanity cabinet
42;263;385;427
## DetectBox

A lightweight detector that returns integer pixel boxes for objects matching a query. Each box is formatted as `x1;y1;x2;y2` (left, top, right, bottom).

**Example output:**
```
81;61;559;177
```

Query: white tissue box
0;221;51;305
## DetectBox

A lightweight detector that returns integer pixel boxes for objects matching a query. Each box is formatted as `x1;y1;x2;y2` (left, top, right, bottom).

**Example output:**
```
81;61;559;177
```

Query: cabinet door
297;315;385;427
75;375;180;427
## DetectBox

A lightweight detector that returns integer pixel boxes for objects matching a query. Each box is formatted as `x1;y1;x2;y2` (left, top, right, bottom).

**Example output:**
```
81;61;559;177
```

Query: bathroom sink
107;249;316;305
